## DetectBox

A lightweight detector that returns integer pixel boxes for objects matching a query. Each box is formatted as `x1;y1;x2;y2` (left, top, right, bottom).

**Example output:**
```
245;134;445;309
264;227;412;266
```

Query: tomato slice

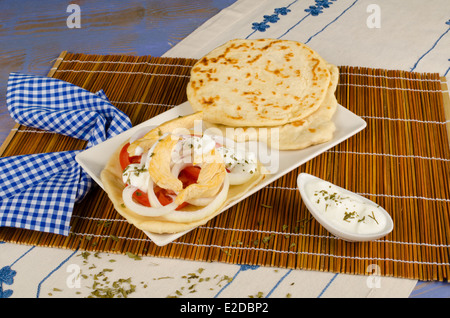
132;189;151;207
155;188;173;206
175;202;189;211
153;187;188;210
152;166;201;209
132;188;182;209
120;143;142;171
182;166;201;179
178;166;201;188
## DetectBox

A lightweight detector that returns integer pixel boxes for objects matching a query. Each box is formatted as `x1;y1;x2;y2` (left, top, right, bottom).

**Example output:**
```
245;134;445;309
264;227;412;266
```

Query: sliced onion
159;174;229;223
139;152;148;165
186;196;215;206
122;185;177;217
171;162;192;179
146;177;163;208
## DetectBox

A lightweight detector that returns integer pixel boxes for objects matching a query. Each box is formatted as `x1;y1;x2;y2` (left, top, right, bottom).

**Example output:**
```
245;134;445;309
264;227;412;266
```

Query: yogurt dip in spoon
297;173;393;242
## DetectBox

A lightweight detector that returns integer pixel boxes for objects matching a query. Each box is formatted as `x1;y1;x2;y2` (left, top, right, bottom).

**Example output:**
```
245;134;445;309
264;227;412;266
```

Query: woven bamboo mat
1;52;450;281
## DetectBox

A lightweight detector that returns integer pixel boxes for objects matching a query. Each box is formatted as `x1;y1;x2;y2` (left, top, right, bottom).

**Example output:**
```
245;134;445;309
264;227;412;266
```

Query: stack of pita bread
187;39;339;150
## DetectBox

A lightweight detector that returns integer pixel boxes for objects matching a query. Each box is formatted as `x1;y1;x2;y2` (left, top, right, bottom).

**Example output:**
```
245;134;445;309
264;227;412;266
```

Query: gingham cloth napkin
0;73;131;236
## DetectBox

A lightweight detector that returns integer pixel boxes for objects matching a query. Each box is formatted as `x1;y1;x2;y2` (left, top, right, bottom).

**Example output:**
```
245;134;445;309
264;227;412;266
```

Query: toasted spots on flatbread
202;62;339;150
187;39;332;127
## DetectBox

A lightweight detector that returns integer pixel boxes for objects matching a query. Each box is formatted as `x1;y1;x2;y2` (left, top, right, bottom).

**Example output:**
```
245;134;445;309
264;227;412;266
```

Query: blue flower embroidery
264;14;280;23
247;1;338;38
252;22;270;32
305;0;338;16
315;0;333;8
274;7;291;16
305;5;323;16
240;264;259;271
249;6;293;34
0;266;16;298
446;19;450;26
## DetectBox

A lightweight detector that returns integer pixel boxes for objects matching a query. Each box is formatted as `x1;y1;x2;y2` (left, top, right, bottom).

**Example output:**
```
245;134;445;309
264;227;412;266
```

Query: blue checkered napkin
0;73;132;235
0;151;84;235
7;73;131;148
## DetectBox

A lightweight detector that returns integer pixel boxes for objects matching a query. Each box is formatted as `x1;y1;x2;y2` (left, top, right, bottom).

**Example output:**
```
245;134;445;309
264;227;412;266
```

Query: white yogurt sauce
180;135;216;156
216;146;257;174
122;163;150;192
304;179;387;235
175;134;258;176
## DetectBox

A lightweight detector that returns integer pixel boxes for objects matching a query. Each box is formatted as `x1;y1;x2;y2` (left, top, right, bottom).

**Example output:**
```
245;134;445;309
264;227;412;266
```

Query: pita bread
100;114;265;234
127;112;203;156
187;39;332;127
204;63;339;150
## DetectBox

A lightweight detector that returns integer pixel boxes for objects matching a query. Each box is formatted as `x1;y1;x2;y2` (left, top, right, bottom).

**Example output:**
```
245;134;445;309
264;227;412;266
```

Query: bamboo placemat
1;52;449;281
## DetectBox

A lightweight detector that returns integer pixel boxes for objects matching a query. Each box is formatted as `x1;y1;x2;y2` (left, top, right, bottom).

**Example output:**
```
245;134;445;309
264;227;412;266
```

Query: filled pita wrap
101;112;265;234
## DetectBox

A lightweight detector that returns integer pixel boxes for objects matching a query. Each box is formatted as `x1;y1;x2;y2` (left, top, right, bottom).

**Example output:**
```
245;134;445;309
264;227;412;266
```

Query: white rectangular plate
76;102;366;246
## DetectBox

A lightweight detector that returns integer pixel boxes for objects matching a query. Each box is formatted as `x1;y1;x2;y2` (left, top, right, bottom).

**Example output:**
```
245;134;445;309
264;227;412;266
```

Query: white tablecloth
2;0;450;299
165;0;450;76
